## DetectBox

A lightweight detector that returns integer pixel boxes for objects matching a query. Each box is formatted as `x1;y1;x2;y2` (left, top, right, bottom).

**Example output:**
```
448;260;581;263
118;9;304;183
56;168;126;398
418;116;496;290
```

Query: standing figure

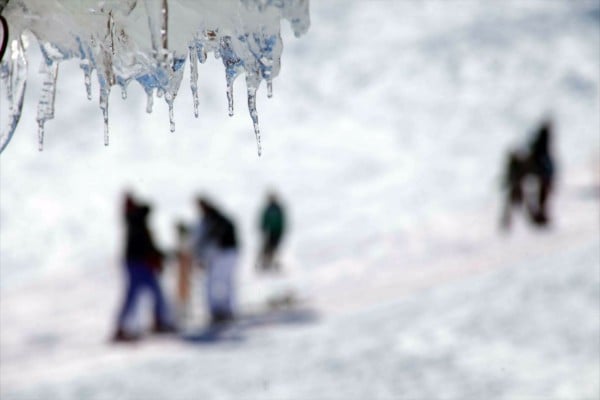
192;197;239;324
113;194;173;342
500;150;528;230
174;221;193;323
258;193;286;271
527;119;556;226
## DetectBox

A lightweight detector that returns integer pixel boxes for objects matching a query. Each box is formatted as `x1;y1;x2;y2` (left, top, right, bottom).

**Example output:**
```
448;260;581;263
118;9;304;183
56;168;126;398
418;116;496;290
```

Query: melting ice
0;0;310;154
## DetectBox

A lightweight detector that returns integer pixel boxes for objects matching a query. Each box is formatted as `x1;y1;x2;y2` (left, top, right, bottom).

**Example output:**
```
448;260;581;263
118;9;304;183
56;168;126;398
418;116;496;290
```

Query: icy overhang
0;0;310;154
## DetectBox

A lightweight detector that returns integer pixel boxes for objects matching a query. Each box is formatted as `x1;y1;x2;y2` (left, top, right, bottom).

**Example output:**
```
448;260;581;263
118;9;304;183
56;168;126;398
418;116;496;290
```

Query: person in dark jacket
192;197;239;324
258;193;286;271
500;150;528;230
527;119;555;225
499;118;557;231
113;193;173;342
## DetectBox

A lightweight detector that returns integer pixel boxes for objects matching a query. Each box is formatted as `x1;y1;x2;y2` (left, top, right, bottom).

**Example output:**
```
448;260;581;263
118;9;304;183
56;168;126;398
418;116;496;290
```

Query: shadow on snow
182;307;319;344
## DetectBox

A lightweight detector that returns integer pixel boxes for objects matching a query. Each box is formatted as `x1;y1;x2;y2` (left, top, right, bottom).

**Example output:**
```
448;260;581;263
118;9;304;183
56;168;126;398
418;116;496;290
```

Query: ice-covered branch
0;0;310;154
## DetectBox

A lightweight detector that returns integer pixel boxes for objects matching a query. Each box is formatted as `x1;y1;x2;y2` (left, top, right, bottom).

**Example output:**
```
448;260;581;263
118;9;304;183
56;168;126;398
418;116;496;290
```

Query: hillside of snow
1;1;599;399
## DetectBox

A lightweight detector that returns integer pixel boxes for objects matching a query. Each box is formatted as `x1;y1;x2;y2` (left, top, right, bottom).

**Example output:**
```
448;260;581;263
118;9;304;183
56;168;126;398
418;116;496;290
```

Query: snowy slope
1;235;598;399
1;1;599;399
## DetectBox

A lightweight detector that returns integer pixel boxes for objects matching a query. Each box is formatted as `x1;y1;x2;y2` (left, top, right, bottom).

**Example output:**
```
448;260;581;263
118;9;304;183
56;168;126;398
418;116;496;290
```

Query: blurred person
257;192;286;271
192;197;239;324
500;149;528;230
527;118;556;226
112;193;174;342
500;119;557;231
174;221;193;322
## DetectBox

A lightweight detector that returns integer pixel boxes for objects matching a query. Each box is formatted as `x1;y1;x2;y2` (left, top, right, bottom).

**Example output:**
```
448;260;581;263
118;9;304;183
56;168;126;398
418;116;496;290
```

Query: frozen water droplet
226;78;234;116
84;70;92;100
146;89;154;113
37;121;44;151
145;0;169;56
0;37;28;154
36;53;59;152
161;0;169;50
189;43;199;118
99;87;110;146
247;86;261;156
77;37;93;101
169;103;175;132
104;116;110;146
165;91;175;132
267;80;273;98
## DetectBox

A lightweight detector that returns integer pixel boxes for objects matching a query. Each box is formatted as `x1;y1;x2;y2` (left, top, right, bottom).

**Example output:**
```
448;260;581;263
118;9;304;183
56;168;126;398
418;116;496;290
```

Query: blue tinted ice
0;0;310;154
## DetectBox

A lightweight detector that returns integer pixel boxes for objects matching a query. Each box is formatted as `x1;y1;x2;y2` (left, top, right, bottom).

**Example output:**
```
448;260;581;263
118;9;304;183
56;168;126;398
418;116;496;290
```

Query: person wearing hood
192;196;239;324
113;193;174;342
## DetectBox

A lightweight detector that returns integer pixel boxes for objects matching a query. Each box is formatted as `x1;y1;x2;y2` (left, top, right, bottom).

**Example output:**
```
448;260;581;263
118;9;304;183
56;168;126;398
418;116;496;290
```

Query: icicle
165;91;175;132
80;57;93;100
145;88;154;113
144;0;168;61
0;67;8;106
196;42;207;64
99;86;110;145
36;58;59;152
188;43;199;117
37;122;44;152
267;79;273;98
219;36;242;117
84;69;92;100
247;85;261;156
162;55;186;131
226;76;234;116
103;114;110;145
168;103;175;132
1;64;11;105
161;0;168;51
117;77;130;101
77;37;94;101
0;37;28;154
107;11;116;56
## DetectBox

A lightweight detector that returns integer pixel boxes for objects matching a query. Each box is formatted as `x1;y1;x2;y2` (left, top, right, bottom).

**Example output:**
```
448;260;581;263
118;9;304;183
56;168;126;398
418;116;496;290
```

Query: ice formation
0;0;310;154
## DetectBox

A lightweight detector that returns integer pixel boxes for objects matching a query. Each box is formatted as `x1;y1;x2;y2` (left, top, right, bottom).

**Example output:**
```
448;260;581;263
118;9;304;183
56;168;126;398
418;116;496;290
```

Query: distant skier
113;193;174;342
527;118;556;226
192;197;239;324
500;118;556;231
500;150;528;230
258;193;286;272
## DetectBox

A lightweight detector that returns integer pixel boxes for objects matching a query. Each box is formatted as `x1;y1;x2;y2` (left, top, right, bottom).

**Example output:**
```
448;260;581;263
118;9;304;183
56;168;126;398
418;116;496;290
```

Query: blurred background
1;1;599;399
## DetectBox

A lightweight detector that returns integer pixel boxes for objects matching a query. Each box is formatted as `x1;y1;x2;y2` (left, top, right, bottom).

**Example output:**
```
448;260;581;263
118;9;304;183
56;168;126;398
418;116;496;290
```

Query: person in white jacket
192;197;239;324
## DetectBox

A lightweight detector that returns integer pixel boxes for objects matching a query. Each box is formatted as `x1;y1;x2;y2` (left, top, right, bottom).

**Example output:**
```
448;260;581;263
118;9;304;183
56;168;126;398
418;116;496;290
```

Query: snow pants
117;261;171;330
206;249;238;320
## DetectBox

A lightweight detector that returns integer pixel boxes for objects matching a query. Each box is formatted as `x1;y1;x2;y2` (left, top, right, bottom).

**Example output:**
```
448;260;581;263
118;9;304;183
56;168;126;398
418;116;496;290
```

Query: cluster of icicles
0;0;310;155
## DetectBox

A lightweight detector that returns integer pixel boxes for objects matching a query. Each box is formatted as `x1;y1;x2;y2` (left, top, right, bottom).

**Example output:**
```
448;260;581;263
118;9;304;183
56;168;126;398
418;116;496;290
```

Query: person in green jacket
258;193;286;272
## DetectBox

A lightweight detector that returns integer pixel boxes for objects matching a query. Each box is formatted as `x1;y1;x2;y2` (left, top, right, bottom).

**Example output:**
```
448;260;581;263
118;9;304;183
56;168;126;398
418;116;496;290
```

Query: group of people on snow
112;192;286;342
110;119;556;342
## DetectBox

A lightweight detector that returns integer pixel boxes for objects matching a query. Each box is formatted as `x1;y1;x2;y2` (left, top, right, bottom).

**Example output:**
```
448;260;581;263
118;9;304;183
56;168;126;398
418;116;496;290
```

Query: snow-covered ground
1;1;599;399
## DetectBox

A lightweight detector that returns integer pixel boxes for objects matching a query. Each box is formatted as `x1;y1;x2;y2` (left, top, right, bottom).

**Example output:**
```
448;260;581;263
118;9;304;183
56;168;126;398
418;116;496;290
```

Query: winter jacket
261;202;285;240
124;205;164;270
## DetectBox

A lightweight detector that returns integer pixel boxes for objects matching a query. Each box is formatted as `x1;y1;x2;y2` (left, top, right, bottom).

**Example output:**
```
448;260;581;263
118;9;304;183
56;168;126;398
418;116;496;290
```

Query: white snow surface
1;1;599;399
